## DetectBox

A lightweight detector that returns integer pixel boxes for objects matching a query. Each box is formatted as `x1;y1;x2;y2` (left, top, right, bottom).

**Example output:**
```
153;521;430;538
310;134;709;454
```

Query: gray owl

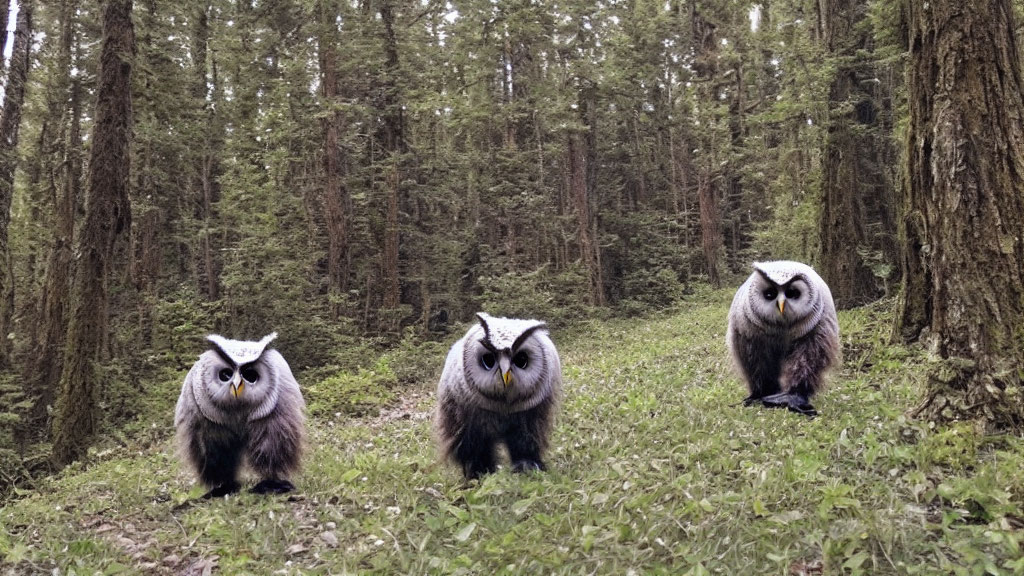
726;261;840;416
436;313;562;479
175;332;305;497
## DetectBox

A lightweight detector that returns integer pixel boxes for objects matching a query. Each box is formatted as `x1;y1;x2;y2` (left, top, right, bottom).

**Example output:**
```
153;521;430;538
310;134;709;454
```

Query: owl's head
200;332;281;410
462;313;552;402
748;261;822;326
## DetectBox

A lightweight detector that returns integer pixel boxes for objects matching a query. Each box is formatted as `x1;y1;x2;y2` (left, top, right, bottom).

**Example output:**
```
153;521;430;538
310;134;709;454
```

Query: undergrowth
2;291;1023;575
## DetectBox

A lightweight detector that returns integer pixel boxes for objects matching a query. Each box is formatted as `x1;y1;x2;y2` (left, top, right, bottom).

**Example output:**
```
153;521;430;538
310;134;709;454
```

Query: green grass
3;290;1024;575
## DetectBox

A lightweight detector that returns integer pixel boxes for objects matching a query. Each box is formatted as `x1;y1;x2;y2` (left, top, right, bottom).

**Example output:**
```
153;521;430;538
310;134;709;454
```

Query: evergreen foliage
0;0;1015;488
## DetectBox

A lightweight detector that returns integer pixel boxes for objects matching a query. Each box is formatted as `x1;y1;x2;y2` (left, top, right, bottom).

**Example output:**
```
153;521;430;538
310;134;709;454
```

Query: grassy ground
3;289;1024;575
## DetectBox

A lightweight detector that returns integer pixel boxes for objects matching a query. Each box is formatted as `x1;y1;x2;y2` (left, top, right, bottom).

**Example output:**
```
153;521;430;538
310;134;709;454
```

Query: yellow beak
231;375;244;398
502;370;512;386
778;297;786;316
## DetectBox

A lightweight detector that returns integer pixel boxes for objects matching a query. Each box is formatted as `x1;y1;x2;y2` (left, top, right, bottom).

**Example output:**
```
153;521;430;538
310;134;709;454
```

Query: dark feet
511;459;546;473
201;481;241;499
761;392;818;417
250;479;295;494
741;394;762;407
461;461;498;480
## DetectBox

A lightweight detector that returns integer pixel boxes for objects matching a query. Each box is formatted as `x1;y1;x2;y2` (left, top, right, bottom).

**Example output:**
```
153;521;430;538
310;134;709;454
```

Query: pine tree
52;0;135;466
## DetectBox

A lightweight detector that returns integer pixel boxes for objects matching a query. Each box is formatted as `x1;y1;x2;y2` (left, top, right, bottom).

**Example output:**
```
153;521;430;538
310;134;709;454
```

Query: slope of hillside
3;290;1023;575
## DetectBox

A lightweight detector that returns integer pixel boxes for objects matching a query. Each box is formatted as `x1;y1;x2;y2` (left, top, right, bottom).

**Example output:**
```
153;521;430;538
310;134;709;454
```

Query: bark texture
30;0;79;422
378;0;403;316
0;0;33;364
902;0;1024;428
51;0;134;465
819;0;899;308
318;0;350;311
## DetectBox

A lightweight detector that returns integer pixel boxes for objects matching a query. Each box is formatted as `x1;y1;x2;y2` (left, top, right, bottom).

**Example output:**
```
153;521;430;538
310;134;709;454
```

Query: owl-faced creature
727;261;840;416
436;313;562;479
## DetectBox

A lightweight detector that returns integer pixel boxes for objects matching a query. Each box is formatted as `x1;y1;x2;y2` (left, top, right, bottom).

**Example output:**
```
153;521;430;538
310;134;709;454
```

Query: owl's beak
777;297;786;316
499;355;512;386
231;373;244;398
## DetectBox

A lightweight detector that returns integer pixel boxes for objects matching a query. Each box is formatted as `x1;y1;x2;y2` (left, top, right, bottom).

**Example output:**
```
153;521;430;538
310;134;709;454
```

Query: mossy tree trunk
51;0;134;466
902;0;1024;428
29;0;79;426
318;0;350;317
819;0;899;309
0;1;34;366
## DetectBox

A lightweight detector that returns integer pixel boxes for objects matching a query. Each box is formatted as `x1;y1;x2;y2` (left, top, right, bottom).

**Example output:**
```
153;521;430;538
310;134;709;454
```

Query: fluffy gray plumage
726;261;840;416
175;332;305;497
435;313;562;479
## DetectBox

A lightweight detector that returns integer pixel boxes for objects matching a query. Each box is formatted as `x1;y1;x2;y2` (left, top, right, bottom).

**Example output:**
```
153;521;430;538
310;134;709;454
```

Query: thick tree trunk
30;0;80;424
0;0;34;365
902;0;1024;428
52;0;134;466
318;0;350;311
819;0;898;309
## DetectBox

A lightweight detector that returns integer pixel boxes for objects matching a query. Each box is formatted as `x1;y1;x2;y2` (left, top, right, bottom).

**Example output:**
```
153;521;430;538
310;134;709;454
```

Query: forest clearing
1;0;1024;573
3;292;1023;575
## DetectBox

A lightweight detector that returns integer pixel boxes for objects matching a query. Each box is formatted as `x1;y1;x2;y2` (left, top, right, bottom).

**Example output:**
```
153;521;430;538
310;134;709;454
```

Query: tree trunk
902;0;1024;428
319;0;350;312
30;0;80;424
193;1;221;301
691;1;723;288
51;0;134;466
0;0;9;80
697;167;721;287
568;129;605;306
378;0;403;318
0;0;34;365
819;0;898;309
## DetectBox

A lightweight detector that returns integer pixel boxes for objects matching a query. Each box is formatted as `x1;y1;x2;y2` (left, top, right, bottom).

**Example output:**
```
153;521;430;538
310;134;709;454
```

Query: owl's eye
763;287;778;301
785;287;801;299
240;366;260;383
512;351;529;370
218;368;233;382
480;352;496;370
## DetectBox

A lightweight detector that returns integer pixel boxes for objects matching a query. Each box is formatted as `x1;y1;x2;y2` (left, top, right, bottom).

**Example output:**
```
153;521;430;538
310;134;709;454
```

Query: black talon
761;392;817;417
741;394;762;407
201;481;241;499
250;479;296;494
787;402;818;417
511;459;545;473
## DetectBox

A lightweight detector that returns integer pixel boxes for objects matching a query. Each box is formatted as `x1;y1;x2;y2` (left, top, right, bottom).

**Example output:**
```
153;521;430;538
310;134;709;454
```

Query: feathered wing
246;350;306;481
174;363;202;474
435;337;468;463
175;361;245;488
174;362;200;428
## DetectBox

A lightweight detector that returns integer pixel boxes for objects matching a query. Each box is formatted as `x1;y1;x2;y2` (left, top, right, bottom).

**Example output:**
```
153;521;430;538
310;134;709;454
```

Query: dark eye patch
240;365;260;383
763;287;778;301
218;368;233;382
512;351;529;370
480;352;496;371
785;286;801;299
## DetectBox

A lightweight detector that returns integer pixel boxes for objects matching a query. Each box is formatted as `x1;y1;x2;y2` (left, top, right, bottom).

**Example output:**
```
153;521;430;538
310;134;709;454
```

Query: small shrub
305;358;398;418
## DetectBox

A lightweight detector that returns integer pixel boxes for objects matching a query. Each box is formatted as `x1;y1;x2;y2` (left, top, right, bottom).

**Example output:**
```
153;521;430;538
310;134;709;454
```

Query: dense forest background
0;0;1022;495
